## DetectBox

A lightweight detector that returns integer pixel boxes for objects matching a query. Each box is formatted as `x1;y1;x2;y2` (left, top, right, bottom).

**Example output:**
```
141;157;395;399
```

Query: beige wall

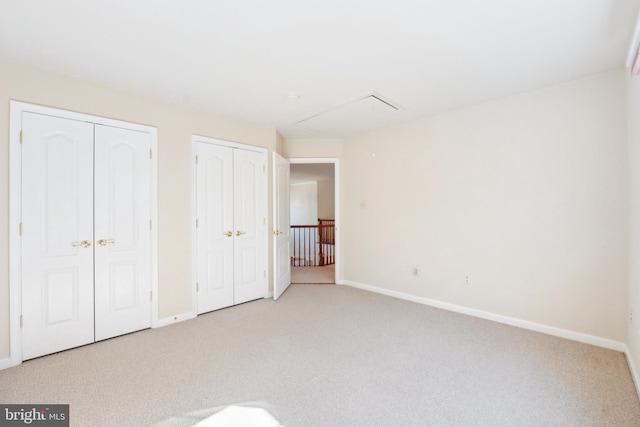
628;72;640;379
342;70;628;342
0;60;277;360
317;180;336;220
276;132;286;155
283;138;344;159
1;59;632;362
290;182;318;225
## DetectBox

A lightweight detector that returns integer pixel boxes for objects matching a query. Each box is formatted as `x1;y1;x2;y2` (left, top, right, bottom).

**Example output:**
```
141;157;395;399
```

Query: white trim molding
341;280;626;352
155;312;197;328
288;157;341;285
625;347;640;398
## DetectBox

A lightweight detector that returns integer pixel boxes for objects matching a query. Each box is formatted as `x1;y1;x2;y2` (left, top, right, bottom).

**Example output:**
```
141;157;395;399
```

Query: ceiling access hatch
294;93;404;138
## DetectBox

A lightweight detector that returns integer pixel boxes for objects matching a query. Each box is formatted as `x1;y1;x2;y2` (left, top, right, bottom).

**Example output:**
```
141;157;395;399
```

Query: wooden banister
290;219;335;267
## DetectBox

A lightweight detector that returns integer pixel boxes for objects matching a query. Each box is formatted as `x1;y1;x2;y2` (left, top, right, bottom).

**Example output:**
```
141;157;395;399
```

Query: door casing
287;158;341;286
8;101;159;367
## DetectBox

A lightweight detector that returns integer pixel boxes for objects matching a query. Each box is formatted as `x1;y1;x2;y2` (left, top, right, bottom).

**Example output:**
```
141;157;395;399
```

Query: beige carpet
0;284;639;426
291;265;335;284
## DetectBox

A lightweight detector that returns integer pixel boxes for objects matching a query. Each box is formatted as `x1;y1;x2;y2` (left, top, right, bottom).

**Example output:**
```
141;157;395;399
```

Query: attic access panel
294;94;403;138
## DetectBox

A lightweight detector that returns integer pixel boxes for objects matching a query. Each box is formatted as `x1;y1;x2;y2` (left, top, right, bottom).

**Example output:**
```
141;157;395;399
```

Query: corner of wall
276;131;286;155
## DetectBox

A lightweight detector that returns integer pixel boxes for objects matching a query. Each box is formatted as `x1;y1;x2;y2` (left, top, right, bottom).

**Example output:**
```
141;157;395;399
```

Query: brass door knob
223;231;233;237
97;239;115;247
236;230;246;237
72;240;91;248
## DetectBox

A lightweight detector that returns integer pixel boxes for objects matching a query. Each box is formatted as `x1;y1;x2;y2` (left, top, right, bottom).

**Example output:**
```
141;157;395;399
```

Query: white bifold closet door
21;113;95;360
21;112;152;360
94;124;152;341
196;142;266;314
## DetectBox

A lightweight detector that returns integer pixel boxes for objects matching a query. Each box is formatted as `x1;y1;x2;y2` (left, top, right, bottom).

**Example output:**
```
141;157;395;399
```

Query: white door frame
9;101;159;367
288;158;341;285
191;135;269;316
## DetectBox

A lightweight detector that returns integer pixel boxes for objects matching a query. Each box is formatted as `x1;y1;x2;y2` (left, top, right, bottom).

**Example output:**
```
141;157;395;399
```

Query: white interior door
94;125;152;341
196;143;234;313
273;153;291;300
233;149;267;304
21;112;95;360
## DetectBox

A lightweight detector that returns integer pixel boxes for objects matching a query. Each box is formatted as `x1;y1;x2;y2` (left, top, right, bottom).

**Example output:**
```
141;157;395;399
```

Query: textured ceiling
1;0;639;138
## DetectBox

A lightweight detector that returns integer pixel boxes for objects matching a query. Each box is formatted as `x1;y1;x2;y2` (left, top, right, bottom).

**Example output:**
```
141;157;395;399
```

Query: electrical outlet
412;267;419;277
465;275;470;285
631;311;634;324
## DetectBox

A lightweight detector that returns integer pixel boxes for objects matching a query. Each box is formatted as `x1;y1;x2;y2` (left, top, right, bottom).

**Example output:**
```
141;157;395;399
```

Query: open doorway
289;160;339;284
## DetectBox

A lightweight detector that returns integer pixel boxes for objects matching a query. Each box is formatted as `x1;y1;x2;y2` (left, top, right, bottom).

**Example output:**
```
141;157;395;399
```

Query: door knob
223;231;233;237
72;240;91;248
273;230;282;236
97;239;115;247
236;230;246;237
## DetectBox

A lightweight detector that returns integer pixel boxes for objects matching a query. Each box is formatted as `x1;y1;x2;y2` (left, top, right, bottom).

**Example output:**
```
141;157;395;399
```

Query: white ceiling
1;0;639;139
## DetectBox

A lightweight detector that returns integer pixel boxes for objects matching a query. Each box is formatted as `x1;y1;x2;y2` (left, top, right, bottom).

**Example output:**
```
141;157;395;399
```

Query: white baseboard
625;347;640;398
154;311;197;328
0;357;10;371
342;280;626;352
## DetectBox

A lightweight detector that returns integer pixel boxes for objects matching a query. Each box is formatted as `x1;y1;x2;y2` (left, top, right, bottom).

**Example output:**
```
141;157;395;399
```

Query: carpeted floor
291;265;335;284
0;284;638;426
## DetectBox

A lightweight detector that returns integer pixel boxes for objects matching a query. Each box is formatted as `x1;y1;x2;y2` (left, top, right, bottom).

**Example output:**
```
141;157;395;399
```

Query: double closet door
20;111;153;360
196;141;267;314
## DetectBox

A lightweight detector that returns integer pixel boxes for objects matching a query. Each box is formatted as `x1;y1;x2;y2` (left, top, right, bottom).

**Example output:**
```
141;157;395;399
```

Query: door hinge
19;130;23;144
196;219;199;228
19;223;22;236
150;291;153;302
149;220;153;230
196;155;199;165
263;217;266;225
20;315;23;328
196;283;199;292
149;149;152;159
264;270;266;278
263;165;266;173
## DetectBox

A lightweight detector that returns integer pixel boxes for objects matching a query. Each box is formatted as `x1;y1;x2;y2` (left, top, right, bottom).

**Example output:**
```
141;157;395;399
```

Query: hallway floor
291;264;335;284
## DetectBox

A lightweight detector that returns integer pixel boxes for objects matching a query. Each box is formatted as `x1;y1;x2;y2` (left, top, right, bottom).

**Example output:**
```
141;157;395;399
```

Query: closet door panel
21;112;95;360
196;143;234;313
233;149;267;304
94;125;152;341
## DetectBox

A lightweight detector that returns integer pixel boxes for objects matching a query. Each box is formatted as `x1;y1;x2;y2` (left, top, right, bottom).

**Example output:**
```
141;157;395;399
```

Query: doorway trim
288;158;341;285
9;101;159;367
